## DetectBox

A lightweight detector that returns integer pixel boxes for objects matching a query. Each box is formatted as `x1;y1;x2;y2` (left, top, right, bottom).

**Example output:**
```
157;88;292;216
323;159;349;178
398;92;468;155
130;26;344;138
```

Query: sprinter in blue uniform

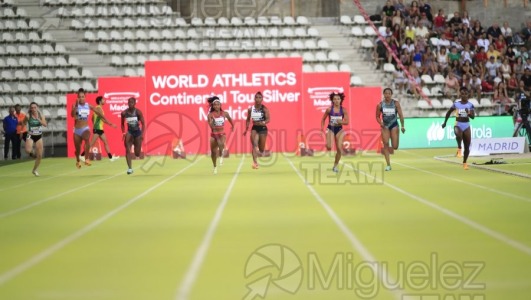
442;87;475;170
321;92;349;173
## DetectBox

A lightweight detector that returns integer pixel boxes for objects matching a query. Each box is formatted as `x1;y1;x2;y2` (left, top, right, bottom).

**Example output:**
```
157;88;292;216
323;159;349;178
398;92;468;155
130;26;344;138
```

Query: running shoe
385;166;392;171
84;159;92;166
32;170;39;177
76;161;82;169
456;149;462;158
127;168;133;175
252;163;259;169
463;163;469;170
213;167;218;175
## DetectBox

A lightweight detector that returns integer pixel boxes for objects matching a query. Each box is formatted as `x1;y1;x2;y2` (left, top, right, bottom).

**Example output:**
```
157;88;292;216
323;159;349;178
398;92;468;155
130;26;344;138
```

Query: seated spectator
400;48;412;66
437;46;449;73
461;44;474;64
394;0;408;18
381;0;395;27
523;67;531;88
485;56;500;78
392;10;404;27
415;21;430;40
417;13;432;31
437;35;451;49
521;20;531;40
374;39;388;69
506;45;517;66
501;21;513;44
393;65;408;94
507;72;520;96
486;22;502;42
450;36;464;51
444;72;460;97
486;45;501;60
450;60;463;80
408;64;422;98
493;35;507;54
404;22;416;40
493;81;512;115
461;10;471;27
499;57;512;80
472;20;484;40
475;47;488;64
421;50;438;77
448;11;462;27
513;56;526;80
447;46;461;64
412;47;423;68
408;1;421;24
461;60;474;77
401;37;415;53
414;36;428;53
433;9;446;34
469;73;483;99
419;0;433;23
477;32;490;51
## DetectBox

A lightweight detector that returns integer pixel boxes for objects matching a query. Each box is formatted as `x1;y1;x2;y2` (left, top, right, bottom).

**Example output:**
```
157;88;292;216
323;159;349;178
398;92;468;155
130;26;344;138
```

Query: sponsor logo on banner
307;87;344;113
426;121;494;145
103;92;140;116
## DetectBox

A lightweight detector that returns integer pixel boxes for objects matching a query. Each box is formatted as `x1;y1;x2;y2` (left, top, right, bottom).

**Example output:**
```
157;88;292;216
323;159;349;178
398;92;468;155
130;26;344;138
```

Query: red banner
144;57;303;155
301;72;351;152
349;86;383;151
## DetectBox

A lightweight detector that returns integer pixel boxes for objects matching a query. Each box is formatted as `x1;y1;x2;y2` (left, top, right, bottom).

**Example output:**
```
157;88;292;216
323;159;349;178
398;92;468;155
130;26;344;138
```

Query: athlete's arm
442;105;456;128
321;107;330;131
395;101;405;133
225;111;235;131
37;111;47;127
137;109;146;138
375;103;384;128
120;111;126;138
340;108;349;126
243;107;252;136
262;107;270;126
207;113;215;130
70;99;78;118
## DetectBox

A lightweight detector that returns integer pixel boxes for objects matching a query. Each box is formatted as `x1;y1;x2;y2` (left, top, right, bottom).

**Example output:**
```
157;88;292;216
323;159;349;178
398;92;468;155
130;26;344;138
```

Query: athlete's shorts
128;129;142;138
252;125;268;134
93;129;104;135
327;125;343;136
74;126;89;137
385;121;399;130
455;121;470;132
211;132;226;139
29;134;42;143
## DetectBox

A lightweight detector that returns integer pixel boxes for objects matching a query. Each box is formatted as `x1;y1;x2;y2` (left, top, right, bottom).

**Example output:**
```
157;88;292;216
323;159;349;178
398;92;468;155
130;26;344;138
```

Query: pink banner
349;86;383;151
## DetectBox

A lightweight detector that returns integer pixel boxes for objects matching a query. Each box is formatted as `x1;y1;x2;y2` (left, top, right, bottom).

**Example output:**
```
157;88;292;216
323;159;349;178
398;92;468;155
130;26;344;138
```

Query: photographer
513;80;531;137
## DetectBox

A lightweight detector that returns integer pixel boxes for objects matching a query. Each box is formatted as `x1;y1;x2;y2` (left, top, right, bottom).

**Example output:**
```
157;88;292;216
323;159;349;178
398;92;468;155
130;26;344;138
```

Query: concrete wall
173;0;530;30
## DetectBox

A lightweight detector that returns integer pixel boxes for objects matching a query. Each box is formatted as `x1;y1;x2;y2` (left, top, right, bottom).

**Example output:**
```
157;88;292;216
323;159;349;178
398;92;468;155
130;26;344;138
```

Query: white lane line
341;162;531;256
394;161;531;203
175;156;245;300
0;169;122;219
0;157;202;286
285;156;403;300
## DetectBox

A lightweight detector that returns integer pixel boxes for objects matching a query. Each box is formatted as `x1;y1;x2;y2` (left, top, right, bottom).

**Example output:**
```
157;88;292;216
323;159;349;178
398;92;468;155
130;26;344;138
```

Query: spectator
506;45;517;66
486;22;502;42
404;21;416;41
393;65;408;94
381;0;396;27
472;21;484;40
507;72;520;97
450;36;464;51
493;35;507;54
448;11;462;27
461;44;474;64
393;0;408;18
412;46;423;68
485;56;501;79
521;20;531;40
433;9;446;34
374;39;388;69
486;45;501;60
417;12;432;30
422;49;438;77
461;11;471;27
499;57;512;80
415;22;430;40
2;106;18;160
392;10;404;28
419;0;433;22
469;73;483;100
501;21;513;44
493;81;512;115
450;60;463;80
513;56;526;80
448;46;461;64
14;104;27;159
477;32;490;52
444;72;460;97
437;46;449;73
522;67;531;88
402;37;415;53
408;1;421;24
461;60;474;77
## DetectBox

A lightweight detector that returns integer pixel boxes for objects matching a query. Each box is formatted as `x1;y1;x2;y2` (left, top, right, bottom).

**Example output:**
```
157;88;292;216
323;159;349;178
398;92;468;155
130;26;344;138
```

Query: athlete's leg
462;127;472;165
454;126;463;157
381;128;391;169
81;130;91;163
25;137;34;156
390;126;400;150
99;133;114;159
325;129;333;151
124;134;133;170
33;138;44;175
73;133;82;163
250;130;259;165
210;137;218;167
258;132;267;154
333;130;344;170
133;135;142;157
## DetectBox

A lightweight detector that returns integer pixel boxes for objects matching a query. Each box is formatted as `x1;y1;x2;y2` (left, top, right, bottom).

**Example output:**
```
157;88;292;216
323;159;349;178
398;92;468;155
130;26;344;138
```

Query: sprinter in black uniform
244;92;270;169
121;97;145;175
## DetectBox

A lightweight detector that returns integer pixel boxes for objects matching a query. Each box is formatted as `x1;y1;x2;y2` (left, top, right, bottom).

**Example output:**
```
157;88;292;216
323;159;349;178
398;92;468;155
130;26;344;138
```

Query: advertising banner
348;86;383;151
144;57;303;155
401;116;515;148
